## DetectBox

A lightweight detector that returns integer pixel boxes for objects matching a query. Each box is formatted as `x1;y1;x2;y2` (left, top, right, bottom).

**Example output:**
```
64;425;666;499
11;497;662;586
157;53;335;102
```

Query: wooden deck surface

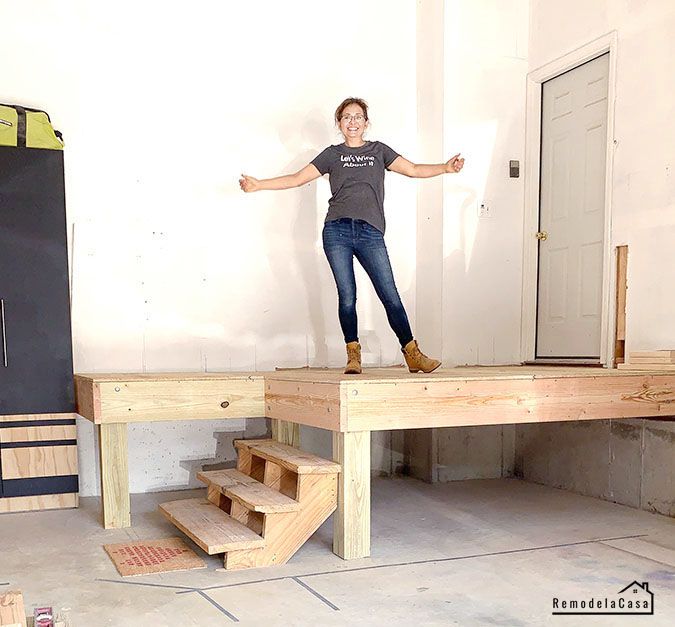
75;366;675;430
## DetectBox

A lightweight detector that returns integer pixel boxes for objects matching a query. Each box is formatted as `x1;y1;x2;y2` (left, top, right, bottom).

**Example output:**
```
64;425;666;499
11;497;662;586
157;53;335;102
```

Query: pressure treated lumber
74;372;265;424
271;418;300;447
159;498;266;554
618;363;675;371
224;472;338;570
197;468;300;513
629;350;675;362
266;368;675;431
332;431;370;559
235;439;341;474
99;423;130;529
614;245;628;353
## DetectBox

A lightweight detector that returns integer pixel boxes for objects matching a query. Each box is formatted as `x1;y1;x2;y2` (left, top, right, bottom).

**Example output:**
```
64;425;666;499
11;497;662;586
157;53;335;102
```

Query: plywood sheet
0;445;77;479
0;424;76;443
0;493;77;514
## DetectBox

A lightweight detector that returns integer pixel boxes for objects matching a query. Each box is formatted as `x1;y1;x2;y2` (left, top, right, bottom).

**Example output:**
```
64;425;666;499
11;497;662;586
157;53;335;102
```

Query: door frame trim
520;31;618;366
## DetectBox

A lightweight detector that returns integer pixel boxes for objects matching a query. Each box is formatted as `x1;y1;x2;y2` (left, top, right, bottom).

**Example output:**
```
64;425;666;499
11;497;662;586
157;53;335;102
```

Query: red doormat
104;537;207;577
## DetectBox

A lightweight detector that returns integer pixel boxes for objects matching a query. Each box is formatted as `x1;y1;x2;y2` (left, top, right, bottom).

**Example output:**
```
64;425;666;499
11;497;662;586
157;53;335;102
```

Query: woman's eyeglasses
340;114;365;122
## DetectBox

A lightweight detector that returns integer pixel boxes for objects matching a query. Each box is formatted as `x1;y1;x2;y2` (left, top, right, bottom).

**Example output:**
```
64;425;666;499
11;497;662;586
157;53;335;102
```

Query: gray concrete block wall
436;425;516;482
515;419;675;518
405;425;516;483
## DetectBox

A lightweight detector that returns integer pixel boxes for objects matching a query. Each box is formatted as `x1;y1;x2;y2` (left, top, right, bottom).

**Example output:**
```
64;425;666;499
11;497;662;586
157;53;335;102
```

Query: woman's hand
445;154;465;174
239;174;260;192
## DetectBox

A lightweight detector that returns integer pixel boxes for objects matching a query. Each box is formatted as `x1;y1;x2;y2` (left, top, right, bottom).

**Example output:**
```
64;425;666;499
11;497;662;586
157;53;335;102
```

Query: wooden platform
75;366;675;559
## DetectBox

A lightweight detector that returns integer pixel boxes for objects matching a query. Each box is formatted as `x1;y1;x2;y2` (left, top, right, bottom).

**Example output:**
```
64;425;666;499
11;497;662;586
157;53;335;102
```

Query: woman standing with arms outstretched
240;97;464;374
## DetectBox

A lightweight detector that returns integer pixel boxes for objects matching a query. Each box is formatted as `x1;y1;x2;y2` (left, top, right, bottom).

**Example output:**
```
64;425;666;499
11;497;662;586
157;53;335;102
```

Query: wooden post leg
98;423;130;528
332;431;371;559
272;419;300;447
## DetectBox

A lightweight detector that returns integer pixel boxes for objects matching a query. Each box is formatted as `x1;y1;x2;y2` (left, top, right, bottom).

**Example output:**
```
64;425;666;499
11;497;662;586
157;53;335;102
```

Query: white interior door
536;53;609;359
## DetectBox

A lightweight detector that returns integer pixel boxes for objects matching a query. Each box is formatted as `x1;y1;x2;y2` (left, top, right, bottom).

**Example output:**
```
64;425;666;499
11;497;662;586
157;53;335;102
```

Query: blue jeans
322;218;413;347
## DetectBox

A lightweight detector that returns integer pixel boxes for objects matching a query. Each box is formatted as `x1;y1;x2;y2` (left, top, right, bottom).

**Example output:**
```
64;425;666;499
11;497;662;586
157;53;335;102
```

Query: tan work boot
344;341;362;374
402;339;441;373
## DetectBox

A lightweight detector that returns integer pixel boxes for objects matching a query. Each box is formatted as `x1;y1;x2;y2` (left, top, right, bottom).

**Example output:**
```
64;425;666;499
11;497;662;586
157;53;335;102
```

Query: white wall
529;0;675;350
406;0;528;482
1;0;418;495
442;0;529;366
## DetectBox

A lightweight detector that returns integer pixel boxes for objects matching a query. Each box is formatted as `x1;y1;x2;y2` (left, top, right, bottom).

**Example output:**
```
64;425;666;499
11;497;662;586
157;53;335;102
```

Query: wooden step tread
197;468;300;513
235;439;341;474
159;498;265;554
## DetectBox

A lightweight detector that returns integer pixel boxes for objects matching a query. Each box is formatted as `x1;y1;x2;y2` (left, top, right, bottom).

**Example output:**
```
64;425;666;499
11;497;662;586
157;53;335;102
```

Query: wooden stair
159;438;340;569
159;498;265;554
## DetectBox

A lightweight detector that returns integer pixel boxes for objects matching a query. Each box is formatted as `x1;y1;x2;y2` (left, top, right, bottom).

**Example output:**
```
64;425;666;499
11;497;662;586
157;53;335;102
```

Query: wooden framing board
75;373;265;424
618;363;675;371
614;245;628;363
265;378;345;431
271;419;300;447
266;367;675;432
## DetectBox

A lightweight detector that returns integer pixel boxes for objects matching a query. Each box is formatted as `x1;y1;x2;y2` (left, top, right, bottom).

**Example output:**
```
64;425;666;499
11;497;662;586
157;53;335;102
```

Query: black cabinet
0;134;78;511
0;147;74;415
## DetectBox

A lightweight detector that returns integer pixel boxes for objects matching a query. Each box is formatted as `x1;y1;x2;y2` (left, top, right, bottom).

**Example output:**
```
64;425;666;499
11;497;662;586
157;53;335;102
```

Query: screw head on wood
114;386;120;392
220;401;230;409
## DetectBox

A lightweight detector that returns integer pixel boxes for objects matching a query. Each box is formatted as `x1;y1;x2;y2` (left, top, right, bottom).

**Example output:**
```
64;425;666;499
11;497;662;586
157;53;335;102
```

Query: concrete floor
1;477;674;626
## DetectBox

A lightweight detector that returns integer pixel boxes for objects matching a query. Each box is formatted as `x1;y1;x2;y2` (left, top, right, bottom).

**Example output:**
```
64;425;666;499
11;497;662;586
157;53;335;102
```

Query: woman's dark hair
335;97;369;125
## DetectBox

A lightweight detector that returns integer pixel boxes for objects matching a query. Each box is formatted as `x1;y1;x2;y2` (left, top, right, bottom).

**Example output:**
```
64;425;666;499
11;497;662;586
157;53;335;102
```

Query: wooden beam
271;419;300;447
74;375;100;422
265;378;344;430
344;374;675;431
332;431;370;559
98;423;130;528
614;245;628;363
75;373;265;424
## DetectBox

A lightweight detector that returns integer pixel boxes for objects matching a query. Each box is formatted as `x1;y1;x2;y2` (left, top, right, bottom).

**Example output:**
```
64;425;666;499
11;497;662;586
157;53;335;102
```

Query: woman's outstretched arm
388;153;465;178
239;163;321;192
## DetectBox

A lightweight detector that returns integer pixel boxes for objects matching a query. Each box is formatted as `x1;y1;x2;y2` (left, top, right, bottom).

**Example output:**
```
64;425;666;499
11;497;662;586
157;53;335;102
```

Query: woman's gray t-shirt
311;141;399;234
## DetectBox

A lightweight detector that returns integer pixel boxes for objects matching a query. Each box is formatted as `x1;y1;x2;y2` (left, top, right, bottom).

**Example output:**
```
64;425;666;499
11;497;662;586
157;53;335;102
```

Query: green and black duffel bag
0;103;63;150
